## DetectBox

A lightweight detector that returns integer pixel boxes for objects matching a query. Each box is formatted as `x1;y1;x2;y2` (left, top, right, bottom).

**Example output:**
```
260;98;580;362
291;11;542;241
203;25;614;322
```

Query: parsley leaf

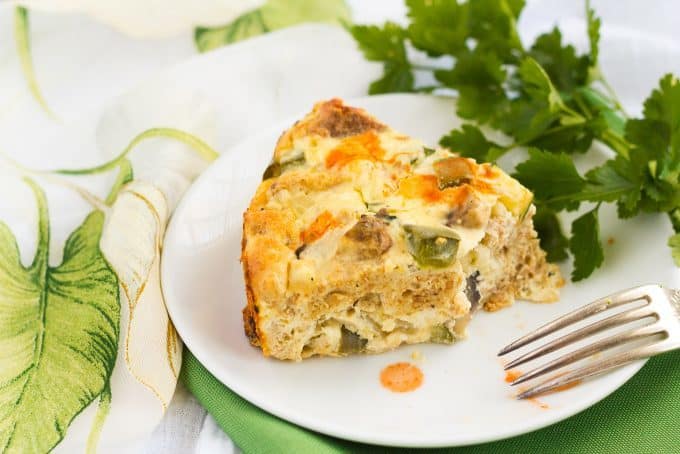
643;74;680;136
369;61;415;94
439;124;503;161
494;97;553;144
435;49;507;122
349;22;408;62
350;23;414;94
570;207;604;281
641;74;680;179
529;27;589;92
619;76;680;217
502;57;590;145
406;0;468;56
467;0;524;62
625;118;667;162
513;148;585;210
582;158;640;205
528;118;597;153
533;206;569;262
518;57;566;114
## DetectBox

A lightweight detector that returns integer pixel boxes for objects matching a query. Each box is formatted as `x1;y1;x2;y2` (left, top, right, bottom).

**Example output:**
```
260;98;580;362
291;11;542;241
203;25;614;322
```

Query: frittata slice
241;99;563;360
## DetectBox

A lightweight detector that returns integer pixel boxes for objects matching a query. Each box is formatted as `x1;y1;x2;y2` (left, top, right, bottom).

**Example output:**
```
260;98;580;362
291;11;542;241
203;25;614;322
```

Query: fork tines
499;284;678;399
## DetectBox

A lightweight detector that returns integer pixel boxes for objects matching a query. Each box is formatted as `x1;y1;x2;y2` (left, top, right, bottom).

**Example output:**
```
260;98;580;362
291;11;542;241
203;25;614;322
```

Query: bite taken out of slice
241;99;563;361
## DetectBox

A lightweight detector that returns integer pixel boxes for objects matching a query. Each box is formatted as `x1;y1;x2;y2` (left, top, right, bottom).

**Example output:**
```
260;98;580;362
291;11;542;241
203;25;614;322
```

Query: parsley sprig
349;0;680;281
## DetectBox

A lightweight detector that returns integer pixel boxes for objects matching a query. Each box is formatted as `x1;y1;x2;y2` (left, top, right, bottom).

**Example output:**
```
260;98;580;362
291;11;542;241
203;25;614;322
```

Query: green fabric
182;349;680;453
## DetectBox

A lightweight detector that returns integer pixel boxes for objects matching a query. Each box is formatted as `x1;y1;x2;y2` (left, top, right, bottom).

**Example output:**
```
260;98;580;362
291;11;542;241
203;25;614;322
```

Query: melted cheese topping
325;131;385;168
264;127;533;279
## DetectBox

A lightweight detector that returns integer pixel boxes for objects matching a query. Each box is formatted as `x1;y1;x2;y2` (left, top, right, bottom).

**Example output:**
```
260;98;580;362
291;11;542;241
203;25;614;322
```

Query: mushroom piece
339;215;393;259
465;271;482;312
446;197;490;229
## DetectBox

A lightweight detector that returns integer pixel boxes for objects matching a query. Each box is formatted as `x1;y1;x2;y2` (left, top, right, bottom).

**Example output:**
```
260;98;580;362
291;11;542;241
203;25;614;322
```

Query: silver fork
498;284;680;399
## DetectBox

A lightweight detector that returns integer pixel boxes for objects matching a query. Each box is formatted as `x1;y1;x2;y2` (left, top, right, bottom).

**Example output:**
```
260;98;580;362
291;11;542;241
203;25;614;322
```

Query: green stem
561;104;587;121
599;129;631;158
14;7;57;120
573;92;593;119
488;121;588;163
597;74;630;118
503;120;587;150
54;127;219;176
545;188;623;205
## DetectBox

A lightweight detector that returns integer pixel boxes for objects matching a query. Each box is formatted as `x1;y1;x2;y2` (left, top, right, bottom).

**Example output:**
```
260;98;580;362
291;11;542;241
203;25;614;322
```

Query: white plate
162;94;680;448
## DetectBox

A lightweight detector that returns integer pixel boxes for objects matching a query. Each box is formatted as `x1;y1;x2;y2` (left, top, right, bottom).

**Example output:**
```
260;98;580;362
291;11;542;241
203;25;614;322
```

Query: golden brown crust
308;98;386;138
242;300;260;346
274;98;386;160
241;217;261;349
241;208;298;354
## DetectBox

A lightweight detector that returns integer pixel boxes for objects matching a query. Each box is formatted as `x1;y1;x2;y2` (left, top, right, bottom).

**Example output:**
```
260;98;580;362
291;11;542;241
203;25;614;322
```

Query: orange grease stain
549;379;582;393
514;385;550;409
509;373;582;410
380;362;423;393
528;397;550;409
505;369;522;383
300;211;340;243
325;131;385;168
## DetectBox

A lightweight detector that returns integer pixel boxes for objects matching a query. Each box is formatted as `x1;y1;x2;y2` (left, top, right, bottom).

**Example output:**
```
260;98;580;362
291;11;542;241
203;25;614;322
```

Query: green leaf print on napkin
0;178;119;453
195;0;351;52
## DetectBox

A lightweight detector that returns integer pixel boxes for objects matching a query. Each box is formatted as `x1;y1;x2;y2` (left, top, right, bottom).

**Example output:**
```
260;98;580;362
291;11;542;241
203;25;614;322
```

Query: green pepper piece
430;324;454;344
403;225;459;268
262;155;306;180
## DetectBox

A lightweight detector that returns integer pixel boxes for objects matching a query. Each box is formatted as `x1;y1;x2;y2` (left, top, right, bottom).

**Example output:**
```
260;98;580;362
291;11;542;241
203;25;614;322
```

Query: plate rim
162;93;648;448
